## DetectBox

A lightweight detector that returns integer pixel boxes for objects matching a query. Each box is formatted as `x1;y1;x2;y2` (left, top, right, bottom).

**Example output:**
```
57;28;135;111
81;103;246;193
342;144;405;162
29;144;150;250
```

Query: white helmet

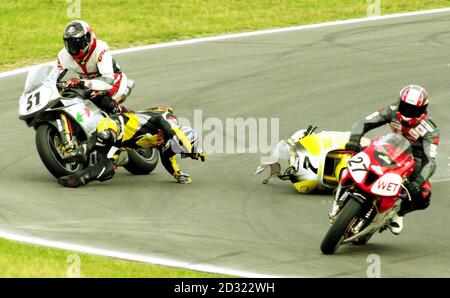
170;126;199;154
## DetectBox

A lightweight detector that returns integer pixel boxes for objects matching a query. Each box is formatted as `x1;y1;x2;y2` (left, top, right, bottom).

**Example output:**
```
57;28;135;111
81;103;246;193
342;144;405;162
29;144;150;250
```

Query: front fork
56;113;75;153
330;187;379;236
329;184;347;222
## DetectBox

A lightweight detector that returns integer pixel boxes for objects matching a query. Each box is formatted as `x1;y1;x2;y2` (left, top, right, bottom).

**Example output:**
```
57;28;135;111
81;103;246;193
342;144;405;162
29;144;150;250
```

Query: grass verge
0;237;228;277
0;0;449;71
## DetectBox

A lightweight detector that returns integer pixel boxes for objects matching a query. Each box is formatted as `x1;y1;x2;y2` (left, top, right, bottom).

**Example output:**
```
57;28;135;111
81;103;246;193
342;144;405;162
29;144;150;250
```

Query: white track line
1;7;449;277
0;230;279;278
1;7;450;80
430;177;450;183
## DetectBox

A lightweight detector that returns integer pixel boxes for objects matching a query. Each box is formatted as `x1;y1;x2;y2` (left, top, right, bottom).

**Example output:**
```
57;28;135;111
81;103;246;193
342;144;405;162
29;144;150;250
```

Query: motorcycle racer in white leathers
57;20;133;114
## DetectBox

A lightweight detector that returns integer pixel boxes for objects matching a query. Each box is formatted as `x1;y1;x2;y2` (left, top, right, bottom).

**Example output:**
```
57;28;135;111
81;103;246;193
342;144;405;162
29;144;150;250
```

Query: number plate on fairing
347;152;370;183
19;86;52;116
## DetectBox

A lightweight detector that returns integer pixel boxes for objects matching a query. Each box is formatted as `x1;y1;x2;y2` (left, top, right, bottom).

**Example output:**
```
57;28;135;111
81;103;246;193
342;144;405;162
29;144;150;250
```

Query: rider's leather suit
57;38;129;114
349;103;440;214
58;110;194;187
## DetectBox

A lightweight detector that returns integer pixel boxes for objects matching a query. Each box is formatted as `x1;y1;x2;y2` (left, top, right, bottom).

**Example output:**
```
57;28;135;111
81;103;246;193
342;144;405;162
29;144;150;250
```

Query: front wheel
35;123;85;178
320;198;362;254
124;148;159;175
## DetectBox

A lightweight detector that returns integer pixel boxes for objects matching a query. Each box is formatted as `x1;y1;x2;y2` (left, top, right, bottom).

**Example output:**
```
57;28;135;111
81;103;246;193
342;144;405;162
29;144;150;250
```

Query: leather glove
345;135;362;152
409;181;422;195
174;171;192;184
345;141;361;152
191;151;206;162
409;177;424;196
66;78;84;89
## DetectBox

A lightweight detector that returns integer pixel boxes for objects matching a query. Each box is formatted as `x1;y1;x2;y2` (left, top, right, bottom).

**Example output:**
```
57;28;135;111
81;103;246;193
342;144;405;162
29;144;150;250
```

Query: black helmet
63;20;93;59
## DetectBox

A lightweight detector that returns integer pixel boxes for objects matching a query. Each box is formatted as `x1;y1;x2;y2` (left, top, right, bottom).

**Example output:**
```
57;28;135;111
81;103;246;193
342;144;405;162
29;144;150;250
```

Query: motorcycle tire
320;198;362;254
124;148;159;175
35;123;84;178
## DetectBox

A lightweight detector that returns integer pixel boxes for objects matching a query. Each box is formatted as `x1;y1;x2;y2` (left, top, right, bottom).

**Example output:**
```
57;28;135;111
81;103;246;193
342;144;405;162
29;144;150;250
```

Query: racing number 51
26;91;41;111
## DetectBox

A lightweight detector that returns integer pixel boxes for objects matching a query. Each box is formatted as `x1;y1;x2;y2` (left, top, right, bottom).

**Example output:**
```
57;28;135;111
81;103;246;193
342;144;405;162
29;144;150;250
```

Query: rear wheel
124;148;159;175
35;123;84;178
321;198;362;254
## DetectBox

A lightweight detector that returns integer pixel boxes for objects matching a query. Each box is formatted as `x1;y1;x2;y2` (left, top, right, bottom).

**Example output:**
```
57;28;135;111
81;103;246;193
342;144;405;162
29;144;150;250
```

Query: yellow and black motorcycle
255;126;369;193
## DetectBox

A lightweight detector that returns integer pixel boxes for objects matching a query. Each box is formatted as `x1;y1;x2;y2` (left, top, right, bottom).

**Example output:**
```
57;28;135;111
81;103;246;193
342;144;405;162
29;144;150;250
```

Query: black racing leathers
349;103;440;214
58;110;192;187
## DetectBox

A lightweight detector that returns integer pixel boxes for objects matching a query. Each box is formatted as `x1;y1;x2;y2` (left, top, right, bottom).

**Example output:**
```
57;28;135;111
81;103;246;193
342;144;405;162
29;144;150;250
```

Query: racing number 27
26;92;41;111
348;156;368;172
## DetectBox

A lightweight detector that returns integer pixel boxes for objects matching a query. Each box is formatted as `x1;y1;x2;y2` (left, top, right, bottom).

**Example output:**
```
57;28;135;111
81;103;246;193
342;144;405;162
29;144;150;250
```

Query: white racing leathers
57;38;128;101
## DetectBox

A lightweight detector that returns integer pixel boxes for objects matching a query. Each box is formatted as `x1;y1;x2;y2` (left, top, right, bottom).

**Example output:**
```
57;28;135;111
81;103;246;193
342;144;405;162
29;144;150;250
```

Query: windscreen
373;134;412;168
24;64;56;94
272;139;291;161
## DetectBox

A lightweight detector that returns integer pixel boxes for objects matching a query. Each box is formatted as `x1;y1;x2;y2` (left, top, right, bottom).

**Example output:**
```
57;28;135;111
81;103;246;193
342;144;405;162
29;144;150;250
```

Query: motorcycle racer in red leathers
345;85;439;235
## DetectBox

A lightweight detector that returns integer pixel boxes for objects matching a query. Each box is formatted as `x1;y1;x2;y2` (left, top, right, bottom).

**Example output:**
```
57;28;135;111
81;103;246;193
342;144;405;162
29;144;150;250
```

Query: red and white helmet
397;85;429;126
63;20;96;60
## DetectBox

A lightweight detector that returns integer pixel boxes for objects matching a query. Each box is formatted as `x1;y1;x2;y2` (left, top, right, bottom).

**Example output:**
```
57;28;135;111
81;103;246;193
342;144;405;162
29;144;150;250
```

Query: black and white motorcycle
18;64;158;178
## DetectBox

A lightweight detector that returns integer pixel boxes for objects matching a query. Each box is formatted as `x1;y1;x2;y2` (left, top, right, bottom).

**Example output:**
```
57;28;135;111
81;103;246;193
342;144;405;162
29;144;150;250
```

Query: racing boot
58;160;116;188
174;171;192;184
57;172;88;188
389;214;404;235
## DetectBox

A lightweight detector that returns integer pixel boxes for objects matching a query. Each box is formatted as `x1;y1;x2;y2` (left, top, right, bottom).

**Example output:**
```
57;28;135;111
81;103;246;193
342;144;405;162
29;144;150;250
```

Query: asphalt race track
1;12;449;277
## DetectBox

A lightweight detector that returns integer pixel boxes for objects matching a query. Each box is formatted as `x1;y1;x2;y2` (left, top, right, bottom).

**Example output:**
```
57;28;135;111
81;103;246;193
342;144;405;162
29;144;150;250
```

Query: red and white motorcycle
321;133;415;254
